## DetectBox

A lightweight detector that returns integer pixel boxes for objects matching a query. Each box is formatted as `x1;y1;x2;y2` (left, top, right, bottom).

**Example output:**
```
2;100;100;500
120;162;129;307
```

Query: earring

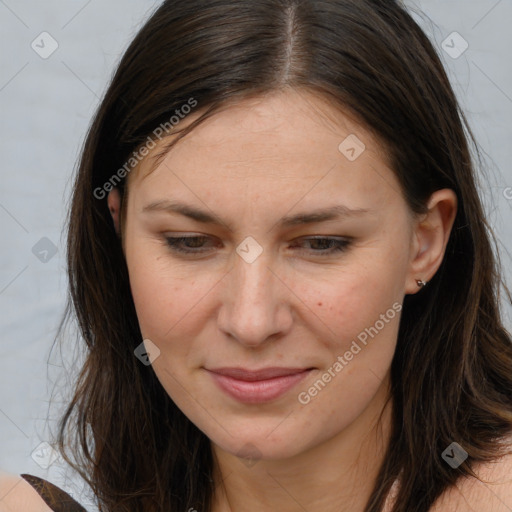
416;279;427;288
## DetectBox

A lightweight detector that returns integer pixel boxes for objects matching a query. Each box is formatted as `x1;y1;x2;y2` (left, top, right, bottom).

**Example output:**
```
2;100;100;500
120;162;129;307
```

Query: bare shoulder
0;472;53;512
432;438;512;512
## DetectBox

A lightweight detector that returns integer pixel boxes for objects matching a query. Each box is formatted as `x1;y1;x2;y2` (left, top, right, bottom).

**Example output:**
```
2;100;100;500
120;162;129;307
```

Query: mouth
204;367;315;404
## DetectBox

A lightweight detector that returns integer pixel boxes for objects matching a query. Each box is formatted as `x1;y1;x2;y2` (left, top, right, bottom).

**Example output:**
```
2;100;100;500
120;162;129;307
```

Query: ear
405;188;458;295
107;188;122;236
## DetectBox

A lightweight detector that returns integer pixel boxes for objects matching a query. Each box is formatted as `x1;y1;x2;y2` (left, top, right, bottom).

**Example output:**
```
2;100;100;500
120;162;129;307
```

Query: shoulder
432;438;512;512
0;472;53;512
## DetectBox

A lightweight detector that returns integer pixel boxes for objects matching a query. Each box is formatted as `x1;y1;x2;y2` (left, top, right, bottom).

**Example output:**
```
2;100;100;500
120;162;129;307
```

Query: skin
107;87;458;512
1;87;510;512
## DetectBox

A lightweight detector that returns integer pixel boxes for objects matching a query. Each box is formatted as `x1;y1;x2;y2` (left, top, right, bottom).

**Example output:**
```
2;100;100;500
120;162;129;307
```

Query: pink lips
206;367;314;403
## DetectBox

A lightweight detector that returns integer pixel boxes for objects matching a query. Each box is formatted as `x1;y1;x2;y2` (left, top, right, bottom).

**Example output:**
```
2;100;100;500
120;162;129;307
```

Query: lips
205;366;315;403
206;367;313;381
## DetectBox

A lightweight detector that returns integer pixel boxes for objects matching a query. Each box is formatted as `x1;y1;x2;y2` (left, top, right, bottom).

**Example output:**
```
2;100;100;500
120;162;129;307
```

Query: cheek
125;241;203;342
125;221;406;352
298;278;400;416
300;258;403;342
293;261;403;409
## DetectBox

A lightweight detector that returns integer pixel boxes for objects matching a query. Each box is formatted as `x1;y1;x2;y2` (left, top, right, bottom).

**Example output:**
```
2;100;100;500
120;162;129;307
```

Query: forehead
125;89;402;212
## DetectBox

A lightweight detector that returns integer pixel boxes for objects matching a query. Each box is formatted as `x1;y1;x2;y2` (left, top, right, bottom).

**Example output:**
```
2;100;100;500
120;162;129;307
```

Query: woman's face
119;89;422;461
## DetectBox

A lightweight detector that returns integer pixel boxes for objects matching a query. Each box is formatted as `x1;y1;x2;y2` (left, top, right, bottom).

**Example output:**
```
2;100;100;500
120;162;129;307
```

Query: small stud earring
416;279;427;288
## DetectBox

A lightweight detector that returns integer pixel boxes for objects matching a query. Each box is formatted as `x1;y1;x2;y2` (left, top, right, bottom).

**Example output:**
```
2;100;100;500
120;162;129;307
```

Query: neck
211;374;394;512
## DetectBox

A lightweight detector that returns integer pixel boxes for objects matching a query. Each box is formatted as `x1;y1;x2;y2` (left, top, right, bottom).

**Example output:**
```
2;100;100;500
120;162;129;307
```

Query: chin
209;425;312;463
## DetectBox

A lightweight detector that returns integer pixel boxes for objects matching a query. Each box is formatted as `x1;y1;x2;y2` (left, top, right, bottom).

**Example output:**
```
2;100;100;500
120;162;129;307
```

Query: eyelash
163;235;351;257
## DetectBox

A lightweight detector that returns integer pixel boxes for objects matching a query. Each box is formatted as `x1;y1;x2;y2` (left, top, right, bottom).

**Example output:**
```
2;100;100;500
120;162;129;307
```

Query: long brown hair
51;1;512;511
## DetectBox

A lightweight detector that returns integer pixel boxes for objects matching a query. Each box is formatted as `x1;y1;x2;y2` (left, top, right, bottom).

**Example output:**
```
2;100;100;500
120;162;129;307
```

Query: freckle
318;302;323;307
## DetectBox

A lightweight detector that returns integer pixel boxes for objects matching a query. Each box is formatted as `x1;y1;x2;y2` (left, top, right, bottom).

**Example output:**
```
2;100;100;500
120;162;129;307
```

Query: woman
2;0;511;511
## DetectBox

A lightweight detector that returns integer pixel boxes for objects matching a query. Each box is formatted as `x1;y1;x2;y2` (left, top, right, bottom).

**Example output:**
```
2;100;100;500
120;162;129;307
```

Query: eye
291;237;351;256
163;235;351;257
164;235;215;254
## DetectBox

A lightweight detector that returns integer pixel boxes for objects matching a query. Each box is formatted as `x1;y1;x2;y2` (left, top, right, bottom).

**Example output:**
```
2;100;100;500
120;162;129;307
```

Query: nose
217;246;293;347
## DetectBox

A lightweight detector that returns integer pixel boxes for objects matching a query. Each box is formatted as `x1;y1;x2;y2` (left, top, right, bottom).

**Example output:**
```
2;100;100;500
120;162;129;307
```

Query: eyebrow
141;200;371;230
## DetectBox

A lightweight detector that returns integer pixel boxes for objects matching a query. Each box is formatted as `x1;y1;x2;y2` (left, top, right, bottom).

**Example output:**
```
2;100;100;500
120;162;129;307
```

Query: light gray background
0;1;511;509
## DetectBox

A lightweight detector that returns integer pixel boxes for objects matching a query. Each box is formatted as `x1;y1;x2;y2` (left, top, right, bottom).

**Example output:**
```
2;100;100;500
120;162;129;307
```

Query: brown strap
20;474;88;512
